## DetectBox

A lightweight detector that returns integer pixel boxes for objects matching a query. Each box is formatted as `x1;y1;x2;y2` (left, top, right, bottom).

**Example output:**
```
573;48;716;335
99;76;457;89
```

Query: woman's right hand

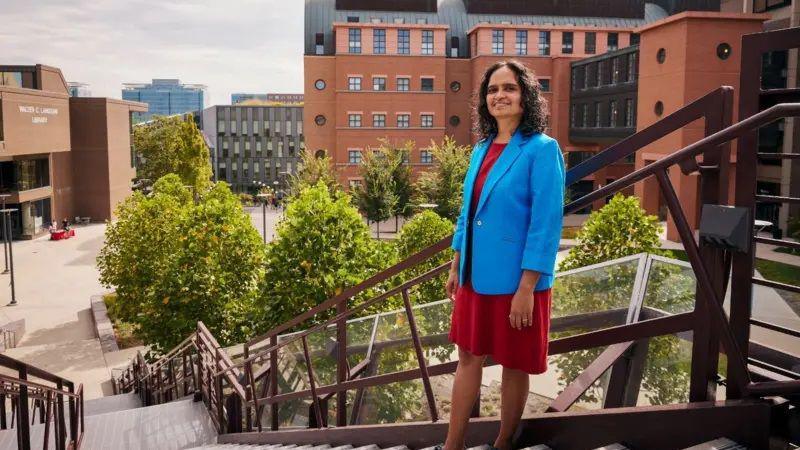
446;269;459;301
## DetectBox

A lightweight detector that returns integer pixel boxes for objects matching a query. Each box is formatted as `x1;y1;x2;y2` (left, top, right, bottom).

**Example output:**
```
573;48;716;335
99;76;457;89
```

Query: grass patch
103;293;144;349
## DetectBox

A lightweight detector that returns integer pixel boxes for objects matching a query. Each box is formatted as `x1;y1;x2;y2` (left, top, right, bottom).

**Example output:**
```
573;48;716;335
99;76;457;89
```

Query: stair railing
0;354;84;450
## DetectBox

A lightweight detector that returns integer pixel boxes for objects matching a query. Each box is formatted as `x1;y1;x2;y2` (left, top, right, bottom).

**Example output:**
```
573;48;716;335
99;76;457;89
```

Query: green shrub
396;210;454;305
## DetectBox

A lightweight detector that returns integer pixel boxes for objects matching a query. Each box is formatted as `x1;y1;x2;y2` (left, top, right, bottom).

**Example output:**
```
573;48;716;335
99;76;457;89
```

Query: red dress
448;142;552;375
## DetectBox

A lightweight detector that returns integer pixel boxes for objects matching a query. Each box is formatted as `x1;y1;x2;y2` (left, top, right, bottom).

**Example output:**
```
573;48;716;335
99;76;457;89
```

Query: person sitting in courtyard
62;218;69;231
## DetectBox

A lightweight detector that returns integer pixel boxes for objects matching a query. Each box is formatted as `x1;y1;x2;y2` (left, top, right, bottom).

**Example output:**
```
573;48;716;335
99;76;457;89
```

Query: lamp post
0;194;10;274
1;208;18;306
256;192;269;244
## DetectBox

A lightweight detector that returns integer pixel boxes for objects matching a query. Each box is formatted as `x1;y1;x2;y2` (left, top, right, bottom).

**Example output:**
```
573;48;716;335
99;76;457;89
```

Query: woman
442;60;565;450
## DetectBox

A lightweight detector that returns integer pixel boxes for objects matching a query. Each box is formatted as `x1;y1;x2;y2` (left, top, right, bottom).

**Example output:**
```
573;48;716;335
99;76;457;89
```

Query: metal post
2;209;18;306
0;195;8;274
262;201;267;244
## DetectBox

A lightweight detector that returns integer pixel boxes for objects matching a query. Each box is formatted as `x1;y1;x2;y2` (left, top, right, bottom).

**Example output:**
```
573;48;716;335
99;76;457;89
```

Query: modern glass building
122;79;206;123
67;82;91;97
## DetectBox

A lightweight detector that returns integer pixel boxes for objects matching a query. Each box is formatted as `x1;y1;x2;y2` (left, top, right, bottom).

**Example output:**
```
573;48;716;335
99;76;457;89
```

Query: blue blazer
451;130;565;294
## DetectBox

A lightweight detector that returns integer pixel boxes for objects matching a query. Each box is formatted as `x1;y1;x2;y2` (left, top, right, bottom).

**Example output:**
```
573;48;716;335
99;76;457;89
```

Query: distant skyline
0;0;305;106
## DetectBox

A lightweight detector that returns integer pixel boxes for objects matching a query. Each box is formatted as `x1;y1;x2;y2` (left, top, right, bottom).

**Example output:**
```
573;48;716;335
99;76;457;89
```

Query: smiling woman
441;60;564;450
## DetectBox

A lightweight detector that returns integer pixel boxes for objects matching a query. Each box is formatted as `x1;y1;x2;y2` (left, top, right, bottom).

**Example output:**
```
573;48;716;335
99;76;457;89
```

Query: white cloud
0;0;304;106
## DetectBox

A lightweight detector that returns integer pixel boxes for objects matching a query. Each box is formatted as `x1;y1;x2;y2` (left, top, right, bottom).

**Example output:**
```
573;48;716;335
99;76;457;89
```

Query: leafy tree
396;210;454;306
97;175;265;352
413;136;472;222
288;151;340;198
133;116;213;190
559;194;669;272
257;182;399;333
353;150;398;239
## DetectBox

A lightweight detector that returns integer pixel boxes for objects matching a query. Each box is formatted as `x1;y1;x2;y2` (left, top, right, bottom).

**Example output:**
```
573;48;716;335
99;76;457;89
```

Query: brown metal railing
114;26;800;442
0;354;84;450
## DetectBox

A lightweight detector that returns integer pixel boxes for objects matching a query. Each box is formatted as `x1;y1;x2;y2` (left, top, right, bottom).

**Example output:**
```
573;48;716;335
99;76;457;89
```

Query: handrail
216;261;450;377
564;103;800;213
0;353;75;390
0;374;79;399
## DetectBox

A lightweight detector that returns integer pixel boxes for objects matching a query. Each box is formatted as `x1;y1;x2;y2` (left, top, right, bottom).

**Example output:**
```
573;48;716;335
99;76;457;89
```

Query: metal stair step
683;437;749;449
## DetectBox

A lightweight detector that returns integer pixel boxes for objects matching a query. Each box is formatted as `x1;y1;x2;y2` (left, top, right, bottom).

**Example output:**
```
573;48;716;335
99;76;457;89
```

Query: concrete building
201;104;304;193
232;93;305;105
122;79;205;124
67;82;91;98
0;64;146;238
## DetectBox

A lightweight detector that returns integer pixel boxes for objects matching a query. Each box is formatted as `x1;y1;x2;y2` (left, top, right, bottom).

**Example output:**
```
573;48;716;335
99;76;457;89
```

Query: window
348;76;362;91
349;179;363;190
349;114;362;127
231;161;238;180
582;104;589;128
571;105;577;128
492;30;504;54
234;140;240;156
625;99;634;127
253;120;259;135
277;140;284;157
373;77;386;91
286;121;292;135
218;162;227;181
627;52;637;82
397;114;410;128
539;79;550;92
398;29;410;54
609;100;618;127
449;115;460;126
538;31;550;56
217;120;225;134
753;0;791;13
421;114;433;127
630;33;640;45
221;140;229;158
315;33;325;55
717;43;732;60
230;120;237;133
254;161;260;176
348;150;362;164
572;68;578;90
422;30;434;55
585;32;596;54
397;77;410;91
348;28;361;53
242;120;248;135
515;30;527;55
245;140;251;153
450;36;460;57
595;102;602;127
243;161;249;178
421;78;434;91
597;61;605;86
264;120;270;136
562;32;573;54
607;33;619;51
256;140;262;155
373;29;386;54
612;57;620;84
420;150;433;164
373;114;386;127
347;16;359;23
315;115;326;126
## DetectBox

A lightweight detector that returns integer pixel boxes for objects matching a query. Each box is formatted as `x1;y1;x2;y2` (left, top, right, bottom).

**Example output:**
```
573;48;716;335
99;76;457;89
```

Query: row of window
217;119;303;136
490;30;631;56
217;160;295;181
572;52;637;90
347;113;435;128
570;99;635;129
218;139;304;158
347;149;433;165
347;75;436;92
349;28;434;55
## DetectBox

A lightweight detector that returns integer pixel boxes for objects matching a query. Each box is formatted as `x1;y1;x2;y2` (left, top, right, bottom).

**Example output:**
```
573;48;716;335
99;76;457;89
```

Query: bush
396;210;454;305
413;136;472;222
559;194;668;271
97;175;265;352
239;192;254;206
257;182;398;333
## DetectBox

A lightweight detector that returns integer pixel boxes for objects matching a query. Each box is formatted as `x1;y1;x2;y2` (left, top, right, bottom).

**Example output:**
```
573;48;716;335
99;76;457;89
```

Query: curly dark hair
474;60;548;140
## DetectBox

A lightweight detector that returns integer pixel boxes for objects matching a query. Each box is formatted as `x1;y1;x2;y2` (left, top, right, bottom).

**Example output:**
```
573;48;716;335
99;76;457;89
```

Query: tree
413;136;472;222
256;182;399;333
287;151;340;198
353;150;398;239
396;210;454;306
97;175;265;352
559;194;668;272
133;116;213;190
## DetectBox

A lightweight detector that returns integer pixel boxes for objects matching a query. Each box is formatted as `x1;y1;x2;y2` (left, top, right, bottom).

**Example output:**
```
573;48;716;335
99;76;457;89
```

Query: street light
0;194;10;274
1;208;18;306
256;192;269;244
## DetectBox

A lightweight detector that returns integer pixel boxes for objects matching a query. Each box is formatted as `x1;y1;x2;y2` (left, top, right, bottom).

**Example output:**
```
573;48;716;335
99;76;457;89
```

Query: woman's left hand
509;288;534;330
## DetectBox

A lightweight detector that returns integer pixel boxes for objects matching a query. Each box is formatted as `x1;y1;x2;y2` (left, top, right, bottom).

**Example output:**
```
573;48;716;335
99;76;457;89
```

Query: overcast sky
0;0;305;106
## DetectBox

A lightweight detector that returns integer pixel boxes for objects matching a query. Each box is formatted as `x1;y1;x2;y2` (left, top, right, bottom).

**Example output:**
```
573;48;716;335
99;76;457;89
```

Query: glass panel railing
528;345;611;412
551;256;641;338
635;333;693;406
640;257;696;316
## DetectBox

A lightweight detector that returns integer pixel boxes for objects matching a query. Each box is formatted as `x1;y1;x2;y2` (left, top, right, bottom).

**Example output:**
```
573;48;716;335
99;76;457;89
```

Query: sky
0;0;305;106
